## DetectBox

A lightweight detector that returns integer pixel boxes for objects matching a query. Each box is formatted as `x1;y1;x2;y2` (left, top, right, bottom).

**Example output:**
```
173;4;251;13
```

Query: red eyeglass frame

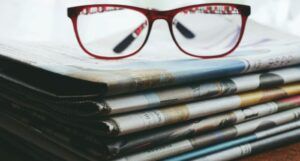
68;3;251;60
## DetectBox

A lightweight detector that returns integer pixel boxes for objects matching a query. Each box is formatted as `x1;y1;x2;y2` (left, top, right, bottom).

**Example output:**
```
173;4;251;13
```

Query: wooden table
241;142;300;161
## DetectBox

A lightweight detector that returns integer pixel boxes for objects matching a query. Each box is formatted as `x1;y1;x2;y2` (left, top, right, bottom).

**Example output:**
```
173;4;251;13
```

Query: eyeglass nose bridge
148;10;174;22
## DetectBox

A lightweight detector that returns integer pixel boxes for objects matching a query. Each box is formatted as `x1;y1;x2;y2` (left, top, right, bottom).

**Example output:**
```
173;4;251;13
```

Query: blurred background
1;0;300;44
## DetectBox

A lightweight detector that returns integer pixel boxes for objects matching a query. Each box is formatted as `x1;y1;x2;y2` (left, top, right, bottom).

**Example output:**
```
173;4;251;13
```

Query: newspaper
0;111;98;161
1;21;300;98
104;95;300;156
2;95;300;159
166;120;300;161
97;66;300;115
1;64;299;118
0;99;110;160
115;108;300;161
196;128;300;161
101;83;300;135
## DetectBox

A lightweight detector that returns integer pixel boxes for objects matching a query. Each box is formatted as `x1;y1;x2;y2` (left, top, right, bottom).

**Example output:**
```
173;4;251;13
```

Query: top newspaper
0;20;300;96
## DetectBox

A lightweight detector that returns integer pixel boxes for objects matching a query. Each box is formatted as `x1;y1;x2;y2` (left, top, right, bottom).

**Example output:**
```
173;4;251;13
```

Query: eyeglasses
68;3;251;60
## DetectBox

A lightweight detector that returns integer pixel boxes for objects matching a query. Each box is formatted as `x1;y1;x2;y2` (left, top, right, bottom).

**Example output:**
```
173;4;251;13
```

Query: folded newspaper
1;21;300;99
1;20;300;161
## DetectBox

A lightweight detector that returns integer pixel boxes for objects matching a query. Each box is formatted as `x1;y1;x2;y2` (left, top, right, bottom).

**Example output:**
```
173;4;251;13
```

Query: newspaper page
115;108;300;161
102;83;300;135
1;21;300;97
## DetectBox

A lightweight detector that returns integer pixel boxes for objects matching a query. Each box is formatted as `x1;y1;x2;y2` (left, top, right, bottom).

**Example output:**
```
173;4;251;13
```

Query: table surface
241;142;300;161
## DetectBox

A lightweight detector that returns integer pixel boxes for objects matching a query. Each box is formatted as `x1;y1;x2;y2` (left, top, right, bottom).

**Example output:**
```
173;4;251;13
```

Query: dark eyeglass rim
68;3;251;60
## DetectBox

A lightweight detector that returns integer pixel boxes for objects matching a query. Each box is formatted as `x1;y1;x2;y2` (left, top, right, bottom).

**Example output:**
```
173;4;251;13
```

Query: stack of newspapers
1;21;300;161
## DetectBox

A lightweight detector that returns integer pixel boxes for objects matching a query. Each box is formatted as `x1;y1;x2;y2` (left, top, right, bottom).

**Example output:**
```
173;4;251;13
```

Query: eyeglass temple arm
112;21;147;54
173;20;196;38
113;20;195;53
